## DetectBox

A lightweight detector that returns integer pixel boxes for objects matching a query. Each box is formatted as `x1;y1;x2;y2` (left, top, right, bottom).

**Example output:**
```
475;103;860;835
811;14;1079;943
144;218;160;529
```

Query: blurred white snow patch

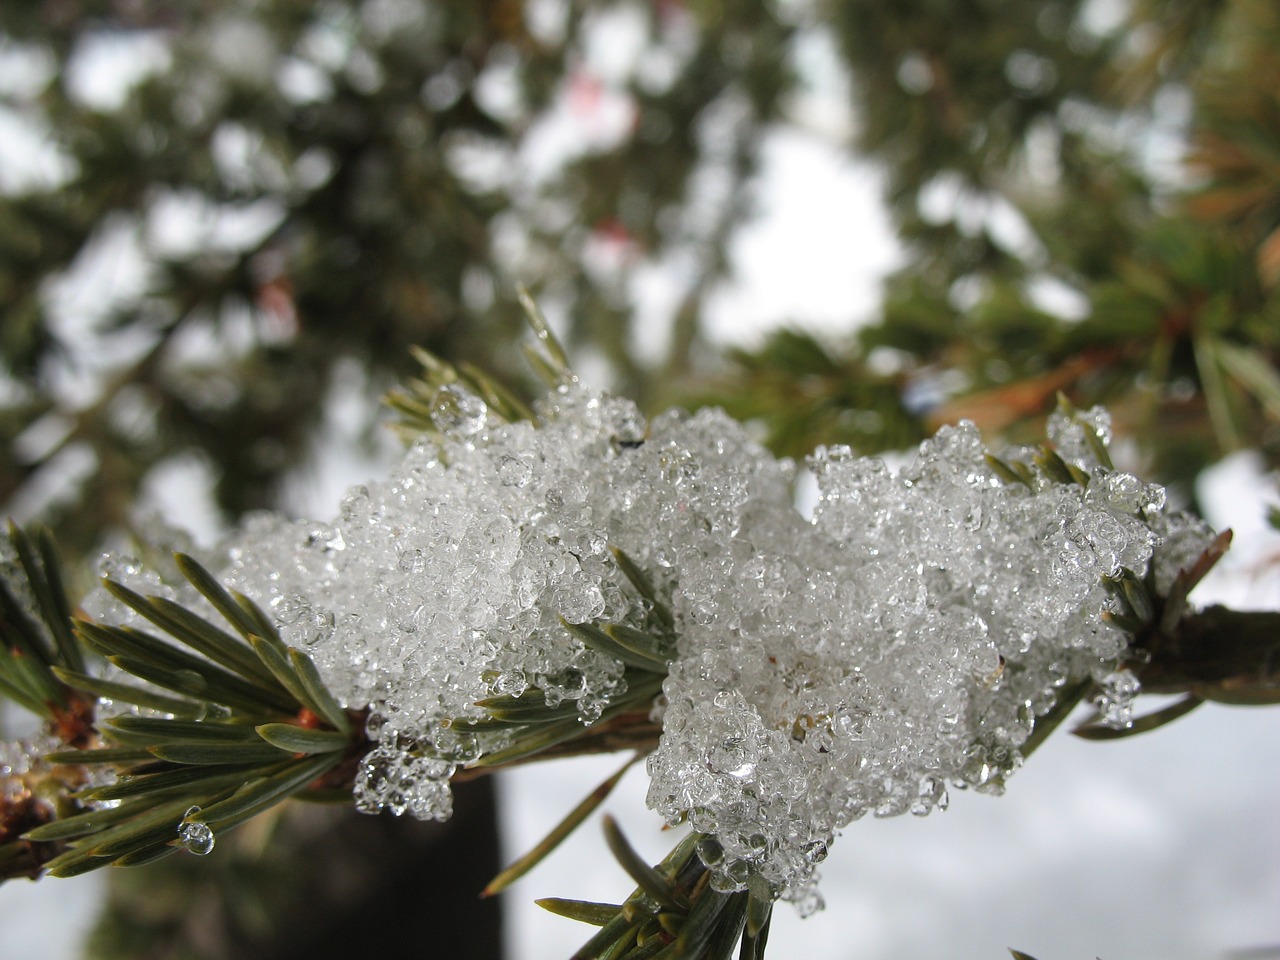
203;15;278;87
0;41;56;99
1026;273;1090;320
1196;449;1280;609
0;873;105;957
146;190;286;259
519;76;635;182
3;444;97;525
281;358;402;520
584;4;651;86
625;258;687;366
784;26;855;141
43;215;152;344
517;6;651;185
703;128;901;347
0;107;75;193
140;453;227;548
64;30;171;111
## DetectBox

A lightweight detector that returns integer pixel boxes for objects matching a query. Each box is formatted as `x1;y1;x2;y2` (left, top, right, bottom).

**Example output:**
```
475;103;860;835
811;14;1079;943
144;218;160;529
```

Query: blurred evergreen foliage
707;0;1279;495
4;0;1277;553
0;0;795;559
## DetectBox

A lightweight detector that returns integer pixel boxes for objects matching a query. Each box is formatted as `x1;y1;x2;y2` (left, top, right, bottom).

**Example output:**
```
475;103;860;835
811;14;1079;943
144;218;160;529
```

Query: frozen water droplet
272;594;308;626
305;607;336;646
398;548;428;573
1096;668;1141;729
304;524;346;553
193;702;231;723
178;807;215;855
697;835;726;867
707;736;756;779
911;776;948;816
100;553;143;579
607;402;647;445
792;884;825;918
803;840;828;863
497;454;534;488
431;384;487;437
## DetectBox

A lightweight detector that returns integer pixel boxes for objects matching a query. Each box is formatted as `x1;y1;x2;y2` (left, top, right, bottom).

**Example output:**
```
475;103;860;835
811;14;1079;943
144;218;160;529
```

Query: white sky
701;127;902;348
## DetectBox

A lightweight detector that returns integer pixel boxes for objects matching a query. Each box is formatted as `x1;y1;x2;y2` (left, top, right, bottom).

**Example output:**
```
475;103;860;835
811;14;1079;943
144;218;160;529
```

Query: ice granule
1047;404;1111;468
1095;668;1142;730
76;383;1204;906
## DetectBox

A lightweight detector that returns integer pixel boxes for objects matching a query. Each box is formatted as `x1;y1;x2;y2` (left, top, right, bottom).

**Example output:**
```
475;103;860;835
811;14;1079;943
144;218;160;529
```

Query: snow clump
84;382;1215;907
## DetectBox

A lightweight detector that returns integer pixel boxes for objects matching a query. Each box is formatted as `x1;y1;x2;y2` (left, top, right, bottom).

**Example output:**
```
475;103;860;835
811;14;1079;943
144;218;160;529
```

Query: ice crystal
82;386;1217;905
1095;668;1142;729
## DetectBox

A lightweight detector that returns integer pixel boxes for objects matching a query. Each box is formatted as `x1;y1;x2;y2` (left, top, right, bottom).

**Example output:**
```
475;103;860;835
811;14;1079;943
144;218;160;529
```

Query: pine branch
3;332;1275;960
0;531;365;883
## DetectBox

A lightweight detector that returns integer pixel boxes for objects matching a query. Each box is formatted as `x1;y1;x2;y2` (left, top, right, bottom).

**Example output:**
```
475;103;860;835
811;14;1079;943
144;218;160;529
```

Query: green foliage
0;522;88;727
697;0;1279;494
0;529;362;883
542;825;774;960
0;1;803;558
696;330;923;461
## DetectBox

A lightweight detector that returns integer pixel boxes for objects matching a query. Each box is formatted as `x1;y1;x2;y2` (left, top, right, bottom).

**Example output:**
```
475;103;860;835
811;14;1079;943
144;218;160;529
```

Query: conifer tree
2;2;1277;959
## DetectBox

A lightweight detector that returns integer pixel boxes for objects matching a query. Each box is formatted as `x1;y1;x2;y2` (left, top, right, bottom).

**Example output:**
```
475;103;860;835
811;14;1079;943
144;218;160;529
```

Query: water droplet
271;594;308;626
306;607;336;646
178;807;215;855
707;736;756;779
803;840;828;863
193;702;231;722
696;835;726;867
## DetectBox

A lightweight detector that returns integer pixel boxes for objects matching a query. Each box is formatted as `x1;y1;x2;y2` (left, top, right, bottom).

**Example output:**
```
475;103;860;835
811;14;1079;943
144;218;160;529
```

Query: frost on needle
82;380;1216;909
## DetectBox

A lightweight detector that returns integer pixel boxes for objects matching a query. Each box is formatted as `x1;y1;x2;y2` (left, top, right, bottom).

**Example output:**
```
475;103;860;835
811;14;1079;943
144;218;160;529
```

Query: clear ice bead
178;807;215;856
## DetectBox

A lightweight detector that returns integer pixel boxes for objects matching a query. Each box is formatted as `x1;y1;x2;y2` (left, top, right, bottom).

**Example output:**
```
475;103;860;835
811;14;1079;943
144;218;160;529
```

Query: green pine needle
484;752;641;897
254;722;349;754
602;816;682;912
561;618;669;673
535;899;624;926
51;666;201;718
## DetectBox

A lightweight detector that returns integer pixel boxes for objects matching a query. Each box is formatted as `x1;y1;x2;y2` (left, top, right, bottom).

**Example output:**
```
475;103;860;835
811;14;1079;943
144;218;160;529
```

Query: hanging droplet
178;806;215;856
